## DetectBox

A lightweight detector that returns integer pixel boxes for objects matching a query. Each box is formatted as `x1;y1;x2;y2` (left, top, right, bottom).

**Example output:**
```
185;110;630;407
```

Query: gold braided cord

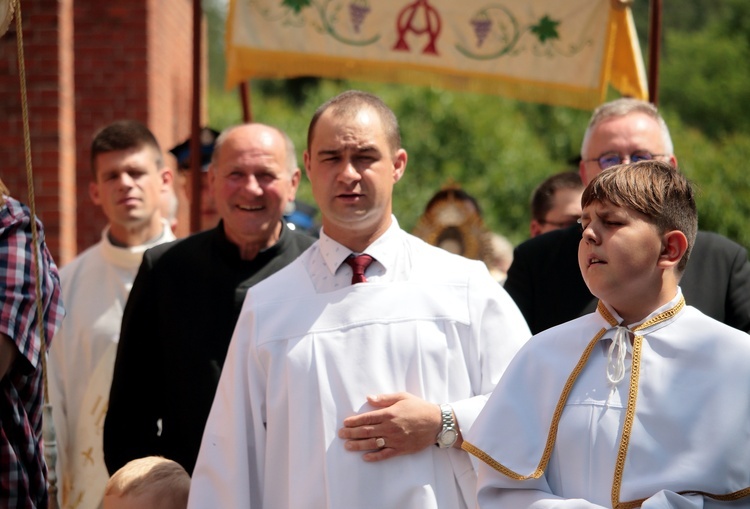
460;441;529;480
611;296;684;507
530;328;607;478
610;333;642;509
607;295;750;508
596;300;619;326
469;296;750;506
463;327;610;481
675;487;750;503
464;303;620;480
633;297;685;330
13;2;60;507
14;0;50;404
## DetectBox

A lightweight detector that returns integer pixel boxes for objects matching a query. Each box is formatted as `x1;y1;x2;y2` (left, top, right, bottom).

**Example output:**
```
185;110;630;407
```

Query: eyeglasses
583;151;668;170
540;218;579;229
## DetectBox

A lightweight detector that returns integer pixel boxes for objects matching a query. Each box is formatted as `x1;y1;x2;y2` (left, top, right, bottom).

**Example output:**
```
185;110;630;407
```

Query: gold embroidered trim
611;332;641;508
470;295;750;503
464;328;608;480
613;487;750;508
608;295;750;508
461;441;527;480
677;487;750;502
633;296;685;331
612;296;684;506
597;300;619;327
597;295;686;333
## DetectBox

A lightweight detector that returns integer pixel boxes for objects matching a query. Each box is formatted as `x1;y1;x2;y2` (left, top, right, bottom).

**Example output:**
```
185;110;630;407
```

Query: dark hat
169;127;220;171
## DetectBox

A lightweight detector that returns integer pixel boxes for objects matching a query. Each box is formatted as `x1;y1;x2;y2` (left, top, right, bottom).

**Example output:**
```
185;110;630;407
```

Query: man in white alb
187;90;531;509
47;120;175;509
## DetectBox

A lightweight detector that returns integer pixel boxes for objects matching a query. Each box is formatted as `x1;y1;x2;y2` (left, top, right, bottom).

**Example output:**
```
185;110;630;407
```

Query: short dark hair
90;120;163;177
530;171;583;222
307;90;401;154
582;160;697;273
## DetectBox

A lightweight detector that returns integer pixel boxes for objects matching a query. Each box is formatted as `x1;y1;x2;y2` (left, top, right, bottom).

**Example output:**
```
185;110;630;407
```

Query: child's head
579;161;697;320
103;456;190;509
582;160;697;271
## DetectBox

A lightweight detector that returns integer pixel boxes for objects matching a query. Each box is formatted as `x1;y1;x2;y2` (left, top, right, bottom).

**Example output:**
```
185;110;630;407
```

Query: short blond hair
105;456;190;509
582;160;697;273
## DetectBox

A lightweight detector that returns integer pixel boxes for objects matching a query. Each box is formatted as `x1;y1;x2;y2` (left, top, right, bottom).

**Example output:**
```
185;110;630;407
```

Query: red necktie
345;254;374;284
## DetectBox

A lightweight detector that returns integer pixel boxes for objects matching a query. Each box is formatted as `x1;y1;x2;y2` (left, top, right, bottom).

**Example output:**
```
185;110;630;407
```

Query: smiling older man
103;123;315;476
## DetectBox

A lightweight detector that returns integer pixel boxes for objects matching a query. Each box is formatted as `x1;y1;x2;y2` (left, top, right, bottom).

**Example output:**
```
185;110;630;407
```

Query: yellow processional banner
225;0;647;109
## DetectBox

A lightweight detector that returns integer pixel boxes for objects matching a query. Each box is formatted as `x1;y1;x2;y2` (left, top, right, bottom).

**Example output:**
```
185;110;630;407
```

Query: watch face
440;429;457;446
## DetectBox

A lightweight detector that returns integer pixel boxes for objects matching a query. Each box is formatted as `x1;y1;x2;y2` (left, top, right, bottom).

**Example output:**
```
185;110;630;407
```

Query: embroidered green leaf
530;15;560;43
281;0;311;14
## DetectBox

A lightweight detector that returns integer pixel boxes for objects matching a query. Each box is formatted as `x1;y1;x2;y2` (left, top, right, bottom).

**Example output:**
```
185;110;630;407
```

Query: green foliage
204;0;228;91
711;0;750;44
209;81;570;245
660;28;750;138
669;116;750;248
206;1;750;250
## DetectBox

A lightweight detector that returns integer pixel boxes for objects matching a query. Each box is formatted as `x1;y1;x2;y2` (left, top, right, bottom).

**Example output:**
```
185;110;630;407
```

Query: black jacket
505;225;750;335
104;221;315;474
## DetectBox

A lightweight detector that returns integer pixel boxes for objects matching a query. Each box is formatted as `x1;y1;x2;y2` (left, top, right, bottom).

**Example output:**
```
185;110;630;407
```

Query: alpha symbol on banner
393;0;441;55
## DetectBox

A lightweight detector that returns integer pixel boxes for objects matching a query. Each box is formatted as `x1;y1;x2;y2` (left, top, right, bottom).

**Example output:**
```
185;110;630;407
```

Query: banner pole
239;81;252;123
190;0;202;233
647;0;662;105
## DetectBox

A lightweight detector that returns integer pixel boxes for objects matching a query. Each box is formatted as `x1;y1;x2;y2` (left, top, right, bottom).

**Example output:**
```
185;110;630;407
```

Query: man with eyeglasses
504;97;750;334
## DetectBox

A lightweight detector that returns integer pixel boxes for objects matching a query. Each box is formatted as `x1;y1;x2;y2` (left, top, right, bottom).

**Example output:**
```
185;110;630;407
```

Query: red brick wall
148;0;194;151
148;0;196;239
0;0;76;263
74;0;195;254
0;0;197;264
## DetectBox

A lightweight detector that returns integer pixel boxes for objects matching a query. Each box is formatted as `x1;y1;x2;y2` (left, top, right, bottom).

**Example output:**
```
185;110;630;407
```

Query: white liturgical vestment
48;223;174;509
188;220;531;509
464;290;750;509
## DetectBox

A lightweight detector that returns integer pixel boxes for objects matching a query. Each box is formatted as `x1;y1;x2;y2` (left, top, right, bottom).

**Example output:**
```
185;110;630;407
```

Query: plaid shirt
0;195;64;508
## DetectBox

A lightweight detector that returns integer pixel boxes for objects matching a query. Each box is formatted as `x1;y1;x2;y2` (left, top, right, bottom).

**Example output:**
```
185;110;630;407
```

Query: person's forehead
582;199;623;215
590;113;664;148
549;187;582;211
95;146;157;172
218;127;285;162
229;125;281;148
313;106;387;147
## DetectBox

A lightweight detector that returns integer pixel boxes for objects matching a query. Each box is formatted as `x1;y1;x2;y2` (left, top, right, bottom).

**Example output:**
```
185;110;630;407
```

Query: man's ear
530;220;543;238
160;168;174;188
89;181;101;206
288;168;301;202
303;150;312;181
658;230;688;270
207;164;216;191
392;148;407;183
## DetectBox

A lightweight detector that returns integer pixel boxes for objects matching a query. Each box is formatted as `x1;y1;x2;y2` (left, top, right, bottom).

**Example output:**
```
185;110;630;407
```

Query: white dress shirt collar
318;216;402;278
